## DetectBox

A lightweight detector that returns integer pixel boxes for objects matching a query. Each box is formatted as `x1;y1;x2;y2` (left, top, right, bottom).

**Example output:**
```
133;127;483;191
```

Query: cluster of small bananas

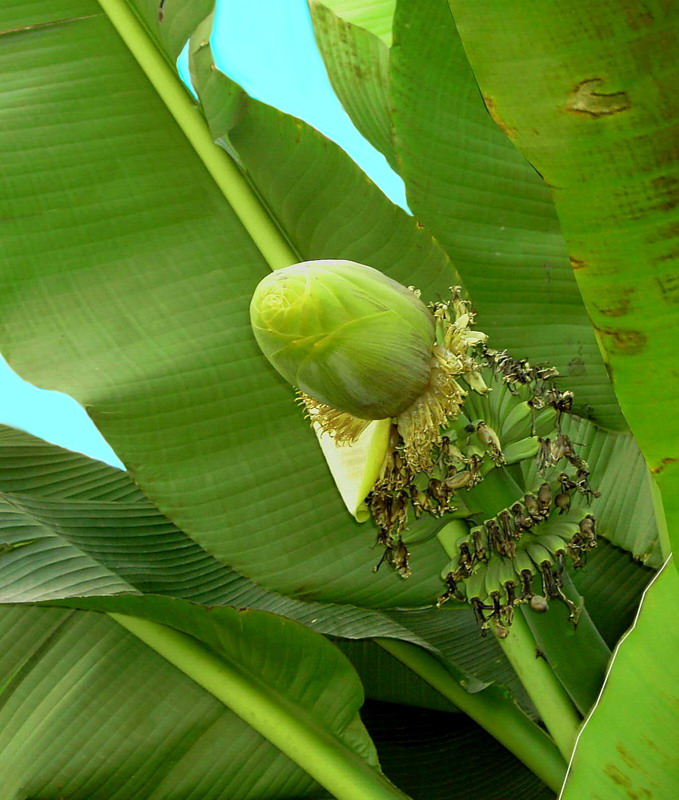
368;333;600;629
437;485;598;633
367;344;588;565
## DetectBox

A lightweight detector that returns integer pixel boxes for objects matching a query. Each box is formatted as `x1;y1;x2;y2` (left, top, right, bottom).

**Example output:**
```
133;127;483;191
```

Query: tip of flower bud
250;260;437;420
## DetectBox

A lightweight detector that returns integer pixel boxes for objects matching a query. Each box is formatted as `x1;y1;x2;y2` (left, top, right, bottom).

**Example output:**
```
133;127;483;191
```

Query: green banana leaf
334;638;460;712
319;0;395;45
1;599;556;799
561;558;678;799
0;425;443;652
446;0;679;557
0;599;381;800
308;0;396;168
570;539;656;648
0;600;554;800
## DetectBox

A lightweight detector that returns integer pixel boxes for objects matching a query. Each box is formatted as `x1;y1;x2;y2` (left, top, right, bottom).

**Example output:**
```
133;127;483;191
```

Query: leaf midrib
96;0;297;272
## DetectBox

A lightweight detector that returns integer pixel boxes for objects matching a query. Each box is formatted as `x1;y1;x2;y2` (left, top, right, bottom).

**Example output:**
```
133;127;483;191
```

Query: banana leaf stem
375;638;566;792
496;613;580;761
110;613;410;800
96;0;296;271
522;574;610;716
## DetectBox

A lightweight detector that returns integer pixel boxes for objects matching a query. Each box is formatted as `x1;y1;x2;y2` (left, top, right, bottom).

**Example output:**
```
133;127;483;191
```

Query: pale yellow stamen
297;393;371;444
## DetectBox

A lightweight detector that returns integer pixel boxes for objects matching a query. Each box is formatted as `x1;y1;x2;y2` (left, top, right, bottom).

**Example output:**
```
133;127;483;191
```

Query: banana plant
0;0;676;798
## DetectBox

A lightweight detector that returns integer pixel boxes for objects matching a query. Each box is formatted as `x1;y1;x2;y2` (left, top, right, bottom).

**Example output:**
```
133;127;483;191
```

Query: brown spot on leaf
656;274;679;303
568;357;586;376
650;175;679;212
595;326;647;354
616;744;643;771
596;288;635;317
598;305;628;318
648;217;679;262
642;735;663;752
570;257;587;270
566;79;631;117
604;764;653;799
483;96;517;138
651;457;677;475
622;3;654;29
646;220;679;244
654;246;679;263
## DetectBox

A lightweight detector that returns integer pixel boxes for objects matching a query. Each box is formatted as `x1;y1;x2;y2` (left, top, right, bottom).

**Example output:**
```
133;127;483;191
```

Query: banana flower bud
250;260;436;420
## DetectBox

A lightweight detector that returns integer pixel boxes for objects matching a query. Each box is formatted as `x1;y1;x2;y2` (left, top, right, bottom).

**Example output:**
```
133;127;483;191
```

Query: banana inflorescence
250;263;600;630
364;294;600;629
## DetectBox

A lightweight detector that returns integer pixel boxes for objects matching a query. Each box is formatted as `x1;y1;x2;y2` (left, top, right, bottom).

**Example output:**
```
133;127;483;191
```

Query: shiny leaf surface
446;0;679;557
0;604;336;799
562;560;679;799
